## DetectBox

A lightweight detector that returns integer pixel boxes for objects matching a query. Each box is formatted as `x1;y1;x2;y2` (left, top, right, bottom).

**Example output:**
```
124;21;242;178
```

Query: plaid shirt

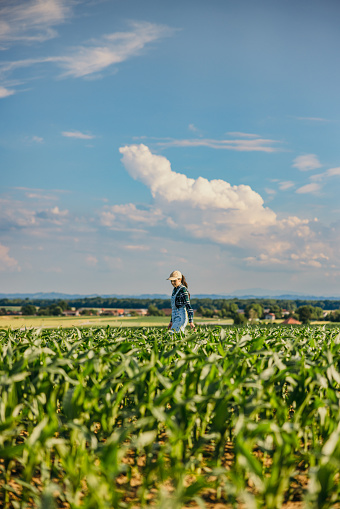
171;285;194;323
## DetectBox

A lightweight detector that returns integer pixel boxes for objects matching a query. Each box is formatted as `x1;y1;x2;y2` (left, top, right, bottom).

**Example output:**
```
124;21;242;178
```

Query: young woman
167;270;195;333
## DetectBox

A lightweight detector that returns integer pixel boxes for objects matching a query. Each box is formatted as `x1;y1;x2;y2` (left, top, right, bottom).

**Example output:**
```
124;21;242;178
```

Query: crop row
0;325;340;508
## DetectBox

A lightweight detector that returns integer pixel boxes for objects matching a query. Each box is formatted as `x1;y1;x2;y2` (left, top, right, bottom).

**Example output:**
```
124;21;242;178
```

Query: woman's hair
181;275;190;298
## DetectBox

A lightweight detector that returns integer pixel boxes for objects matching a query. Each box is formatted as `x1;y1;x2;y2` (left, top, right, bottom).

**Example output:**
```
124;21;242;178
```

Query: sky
1;0;340;297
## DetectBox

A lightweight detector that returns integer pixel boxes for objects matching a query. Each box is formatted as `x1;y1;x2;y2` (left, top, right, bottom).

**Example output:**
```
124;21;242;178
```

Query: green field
1;325;340;508
0;314;233;329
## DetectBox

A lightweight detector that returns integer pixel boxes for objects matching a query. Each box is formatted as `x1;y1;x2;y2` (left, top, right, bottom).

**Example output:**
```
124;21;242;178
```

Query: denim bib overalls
170;285;188;333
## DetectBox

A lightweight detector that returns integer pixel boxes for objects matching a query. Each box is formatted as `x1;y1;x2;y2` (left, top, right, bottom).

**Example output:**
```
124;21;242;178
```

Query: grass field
0;314;233;329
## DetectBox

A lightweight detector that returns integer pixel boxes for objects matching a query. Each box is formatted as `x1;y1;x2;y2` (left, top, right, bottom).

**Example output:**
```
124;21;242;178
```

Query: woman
167;270;195;333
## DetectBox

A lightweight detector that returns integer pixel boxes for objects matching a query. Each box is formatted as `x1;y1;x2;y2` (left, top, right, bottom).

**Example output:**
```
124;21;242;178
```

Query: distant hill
1;290;340;300
0;292;101;300
0;292;168;300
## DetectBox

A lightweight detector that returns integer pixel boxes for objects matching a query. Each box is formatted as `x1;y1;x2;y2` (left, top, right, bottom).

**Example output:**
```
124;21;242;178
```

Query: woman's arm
180;287;195;327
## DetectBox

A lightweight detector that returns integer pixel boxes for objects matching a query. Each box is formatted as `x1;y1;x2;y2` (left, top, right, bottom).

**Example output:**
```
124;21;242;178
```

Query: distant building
101;309;116;316
101;308;125;316
134;309;148;316
264;313;276;321
281;317;301;325
62;310;80;316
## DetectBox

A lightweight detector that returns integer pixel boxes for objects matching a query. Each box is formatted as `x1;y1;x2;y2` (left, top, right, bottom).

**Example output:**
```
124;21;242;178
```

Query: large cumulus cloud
119;144;276;222
100;144;335;270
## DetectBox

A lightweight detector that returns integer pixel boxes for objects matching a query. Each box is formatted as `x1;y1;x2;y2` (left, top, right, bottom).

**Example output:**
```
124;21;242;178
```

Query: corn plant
0;324;340;508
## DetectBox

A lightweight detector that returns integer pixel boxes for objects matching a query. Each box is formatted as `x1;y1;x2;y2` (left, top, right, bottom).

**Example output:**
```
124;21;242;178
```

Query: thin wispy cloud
0;85;14;98
188;123;199;132
292;154;322;171
155;136;281;153
123;245;150;251
279;181;294;191
100;203;164;228
0;0;73;46
295;116;330;122
226;132;260;138
56;22;174;78
14;186;70;194
296;183;321;194
0;21;175;82
26;192;56;200
62;131;95;140
311;167;340;182
32;136;44;143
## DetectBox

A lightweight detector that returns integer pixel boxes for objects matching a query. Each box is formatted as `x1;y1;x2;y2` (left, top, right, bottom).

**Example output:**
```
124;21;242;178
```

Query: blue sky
1;0;340;296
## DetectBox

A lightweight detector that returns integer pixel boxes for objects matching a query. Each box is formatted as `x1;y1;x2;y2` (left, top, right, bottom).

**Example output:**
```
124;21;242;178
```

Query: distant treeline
1;296;340;311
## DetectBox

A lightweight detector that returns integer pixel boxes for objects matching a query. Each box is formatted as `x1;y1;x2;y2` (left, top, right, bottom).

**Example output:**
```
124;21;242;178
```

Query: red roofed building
281;317;301;325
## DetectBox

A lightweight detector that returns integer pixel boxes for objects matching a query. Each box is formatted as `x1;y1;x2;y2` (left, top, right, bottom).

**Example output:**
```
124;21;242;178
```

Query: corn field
1;325;340;509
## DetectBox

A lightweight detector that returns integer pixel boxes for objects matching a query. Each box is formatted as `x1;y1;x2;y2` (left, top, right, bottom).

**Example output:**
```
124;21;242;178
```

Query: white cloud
0;243;20;271
0;86;15;98
0;198;37;228
293;166;340;196
14;186;69;194
155;136;281;152
123;245;150;251
0;1;69;48
326;167;340;178
58;22;174;78
115;144;336;271
245;253;286;266
100;203;164;229
245;248;328;268
226;132;260;138
188;124;199;132
32;135;44;143
265;188;276;196
295;117;330;122
2;21;174;81
311;167;340;182
0;0;73;45
62;130;95;140
279;181;294;191
118;143;279;247
119;144;277;222
292;154;322;171
296;183;321;194
26;191;56;200
32;206;69;225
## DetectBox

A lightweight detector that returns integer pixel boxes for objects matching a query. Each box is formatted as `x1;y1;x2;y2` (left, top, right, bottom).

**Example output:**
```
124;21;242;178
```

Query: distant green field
0;314;233;329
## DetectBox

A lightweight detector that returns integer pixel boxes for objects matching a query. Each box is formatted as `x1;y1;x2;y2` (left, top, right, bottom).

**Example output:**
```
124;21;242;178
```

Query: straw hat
167;270;182;280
